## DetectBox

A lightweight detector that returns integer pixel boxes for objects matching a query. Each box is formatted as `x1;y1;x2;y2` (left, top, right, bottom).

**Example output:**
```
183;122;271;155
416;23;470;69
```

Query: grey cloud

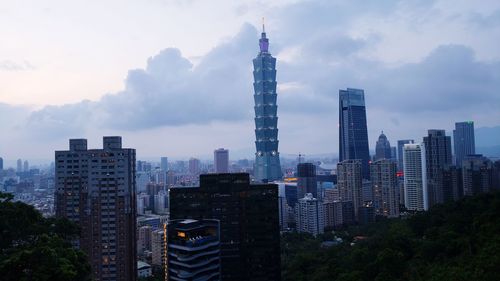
0;60;35;71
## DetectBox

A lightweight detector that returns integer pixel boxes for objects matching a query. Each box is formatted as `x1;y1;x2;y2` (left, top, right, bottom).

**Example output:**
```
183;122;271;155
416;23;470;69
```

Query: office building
370;159;399;218
214;148;229;173
55;137;136;281
297;162;317;199
374;132;392;161
337;159;363;220
397;140;414;171
276;183;289;231
453;121;476;167
16;159;22;173
23;160;29;172
295;193;325;236
462;155;493;196
253;25;283;182
403;143;428;211
168;219;221;280
160;157;168;171
442;166;463;201
424;129;453;207
339;88;371;179
169;173;280;281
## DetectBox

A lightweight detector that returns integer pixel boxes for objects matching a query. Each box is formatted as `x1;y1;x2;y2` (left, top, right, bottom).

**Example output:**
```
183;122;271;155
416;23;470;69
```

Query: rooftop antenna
262;17;265;33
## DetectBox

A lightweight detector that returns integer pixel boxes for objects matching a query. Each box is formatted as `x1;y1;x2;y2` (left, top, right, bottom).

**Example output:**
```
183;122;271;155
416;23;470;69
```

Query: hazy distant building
16;159;22;173
188;157;201;175
55;137;136;281
337;159;363;221
154;190;168;214
0;157;3;170
253;26;283;182
160;157;168;171
339;88;370;179
397;140;414;171
371;159;399;218
297;163;317;199
170;173;280;281
453;121;475;167
214;148;229;173
295;193;325;236
23;160;29;172
403;143;428;211
462;155;493;196
375;132;392;161
168;219;221;280
424;130;453;207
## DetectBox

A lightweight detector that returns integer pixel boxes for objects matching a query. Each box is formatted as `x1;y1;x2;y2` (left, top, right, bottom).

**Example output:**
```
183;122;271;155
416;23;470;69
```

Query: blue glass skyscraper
253;25;282;182
339;88;371;180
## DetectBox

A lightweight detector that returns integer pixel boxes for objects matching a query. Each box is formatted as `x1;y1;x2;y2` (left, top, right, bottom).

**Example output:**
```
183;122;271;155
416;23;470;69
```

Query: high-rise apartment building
55;137;136;281
253;25;283;182
339;88;370;179
23;160;29;172
297;162;317;199
453;121;475;167
424;129;453;207
336;159;363;221
462;155;493;196
374;132;392;161
151;229;165;267
403;143;428;211
370;159;399;218
154;189;167;214
169;173;280;281
397;140;414;171
295;193;325;236
214;148;229;173
168;219;221;280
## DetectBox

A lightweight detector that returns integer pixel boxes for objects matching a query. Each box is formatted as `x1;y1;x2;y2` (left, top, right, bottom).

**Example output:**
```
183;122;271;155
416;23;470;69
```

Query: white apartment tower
403;143;428;211
295;193;325;236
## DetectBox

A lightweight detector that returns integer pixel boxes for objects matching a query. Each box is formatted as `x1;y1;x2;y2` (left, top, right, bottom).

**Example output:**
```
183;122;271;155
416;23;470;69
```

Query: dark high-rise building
397;140;414;171
0;157;3;170
297;163;317;199
424;130;453;207
55;137;137;281
253;25;282;182
339;88;370;179
169;173;280;281
374;131;392;161
462;155;493;196
214;148;229;173
442;166;463;201
168;219;221;280
453;121;475;167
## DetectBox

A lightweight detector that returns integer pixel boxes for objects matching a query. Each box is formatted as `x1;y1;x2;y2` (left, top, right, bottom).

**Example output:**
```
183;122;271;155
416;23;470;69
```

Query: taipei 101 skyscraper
253;21;283;182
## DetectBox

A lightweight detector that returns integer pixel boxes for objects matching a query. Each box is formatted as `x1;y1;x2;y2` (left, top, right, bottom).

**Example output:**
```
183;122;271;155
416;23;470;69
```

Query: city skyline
1;1;500;160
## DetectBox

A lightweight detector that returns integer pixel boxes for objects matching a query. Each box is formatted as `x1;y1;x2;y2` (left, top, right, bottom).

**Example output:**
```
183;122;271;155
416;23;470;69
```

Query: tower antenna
262;17;265;33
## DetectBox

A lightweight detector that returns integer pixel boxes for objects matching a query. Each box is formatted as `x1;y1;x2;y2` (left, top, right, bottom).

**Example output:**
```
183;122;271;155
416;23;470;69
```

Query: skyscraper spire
259;18;269;53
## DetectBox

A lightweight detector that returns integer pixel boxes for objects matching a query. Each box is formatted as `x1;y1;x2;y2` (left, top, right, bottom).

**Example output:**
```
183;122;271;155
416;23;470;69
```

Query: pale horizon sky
1;0;500;162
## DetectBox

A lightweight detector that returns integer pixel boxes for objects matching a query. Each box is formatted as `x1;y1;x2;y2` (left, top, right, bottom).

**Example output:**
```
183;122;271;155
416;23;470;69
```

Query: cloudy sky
1;0;500;164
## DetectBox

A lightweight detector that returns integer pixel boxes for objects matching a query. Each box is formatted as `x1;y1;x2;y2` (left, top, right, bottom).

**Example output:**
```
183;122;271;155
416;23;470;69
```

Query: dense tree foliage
0;192;91;281
282;192;500;281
